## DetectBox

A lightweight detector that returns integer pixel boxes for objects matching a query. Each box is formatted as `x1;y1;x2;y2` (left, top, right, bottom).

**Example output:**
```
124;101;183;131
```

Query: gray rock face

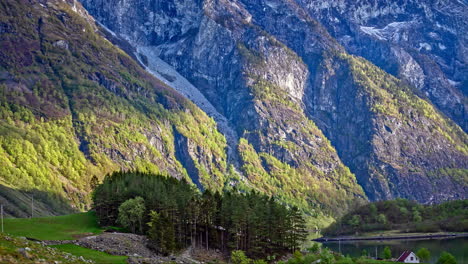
299;0;468;131
80;0;467;205
308;53;467;202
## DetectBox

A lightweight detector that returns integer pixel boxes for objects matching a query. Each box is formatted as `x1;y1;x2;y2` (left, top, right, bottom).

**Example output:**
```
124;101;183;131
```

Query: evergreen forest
93;171;308;257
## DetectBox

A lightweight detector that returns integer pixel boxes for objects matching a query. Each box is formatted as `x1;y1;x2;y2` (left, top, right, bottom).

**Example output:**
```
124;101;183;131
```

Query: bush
382;246;391;259
307;243;321;254
231;250;251;264
436;252;457;264
336;257;354;264
416;248;430;262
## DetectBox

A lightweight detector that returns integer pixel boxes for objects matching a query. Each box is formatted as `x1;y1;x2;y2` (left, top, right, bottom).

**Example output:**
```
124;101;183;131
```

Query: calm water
320;237;467;264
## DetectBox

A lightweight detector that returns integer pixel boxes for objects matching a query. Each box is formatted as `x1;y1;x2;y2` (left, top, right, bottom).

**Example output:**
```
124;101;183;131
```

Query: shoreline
313;232;468;242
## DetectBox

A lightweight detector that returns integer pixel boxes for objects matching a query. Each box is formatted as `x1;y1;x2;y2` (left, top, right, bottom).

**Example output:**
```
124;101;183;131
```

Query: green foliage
231;250;252;264
0;233;90;264
52;244;128;264
280;246;401;264
237;40;366;219
436;252;457;264
307;243;321;254
412;208;422;222
342;52;468;167
147;210;176;255
253;259;268;264
324;199;468;236
416;248;430;262
336;257;354;264
0;115;96;211
237;43;266;68
237;137;365;218
94;171;308;258
117;197;146;234
348;215;361;230
382;247;391;259
249;77;302;111
428;169;468;185
376;214;387;225
0;0;228;214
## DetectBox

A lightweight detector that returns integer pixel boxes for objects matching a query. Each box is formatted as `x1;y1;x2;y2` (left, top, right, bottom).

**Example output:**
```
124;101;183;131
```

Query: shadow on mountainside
0;184;76;218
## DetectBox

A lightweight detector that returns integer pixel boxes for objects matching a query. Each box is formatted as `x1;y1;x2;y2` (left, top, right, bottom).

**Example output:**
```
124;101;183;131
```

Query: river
319;236;467;264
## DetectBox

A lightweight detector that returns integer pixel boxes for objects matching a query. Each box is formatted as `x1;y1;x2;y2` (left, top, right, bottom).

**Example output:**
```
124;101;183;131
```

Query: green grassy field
3;211;102;240
52;244;128;264
354;259;399;264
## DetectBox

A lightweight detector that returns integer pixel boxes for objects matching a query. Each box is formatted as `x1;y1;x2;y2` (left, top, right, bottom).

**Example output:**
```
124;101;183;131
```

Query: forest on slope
324;199;468;236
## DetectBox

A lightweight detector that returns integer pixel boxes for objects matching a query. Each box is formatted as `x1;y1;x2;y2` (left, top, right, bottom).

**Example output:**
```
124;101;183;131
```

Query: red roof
397;251;412;262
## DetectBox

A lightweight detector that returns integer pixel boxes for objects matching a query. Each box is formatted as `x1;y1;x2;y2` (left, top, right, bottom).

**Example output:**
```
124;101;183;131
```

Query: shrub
436;252;457;264
416;248;430;262
231;250;251;264
382;246;391;259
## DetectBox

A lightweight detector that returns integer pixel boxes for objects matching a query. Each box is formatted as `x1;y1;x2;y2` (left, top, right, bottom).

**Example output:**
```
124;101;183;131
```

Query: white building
397;251;420;263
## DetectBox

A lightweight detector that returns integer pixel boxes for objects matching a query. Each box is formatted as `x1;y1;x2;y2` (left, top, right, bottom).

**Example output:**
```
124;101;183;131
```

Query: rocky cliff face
309;52;467;202
80;0;467;205
299;0;467;131
78;0;368;215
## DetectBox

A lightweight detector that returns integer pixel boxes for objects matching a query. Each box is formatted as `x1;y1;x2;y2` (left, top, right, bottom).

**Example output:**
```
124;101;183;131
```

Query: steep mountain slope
80;0;369;216
0;0;367;219
309;52;467;202
0;0;228;216
299;0;467;131
81;0;467;203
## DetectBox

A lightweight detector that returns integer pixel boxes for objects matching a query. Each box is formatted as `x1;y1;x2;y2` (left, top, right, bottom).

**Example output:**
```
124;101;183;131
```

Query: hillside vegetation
324;199;468;236
0;0;370;222
0;0;227;215
0;233;91;264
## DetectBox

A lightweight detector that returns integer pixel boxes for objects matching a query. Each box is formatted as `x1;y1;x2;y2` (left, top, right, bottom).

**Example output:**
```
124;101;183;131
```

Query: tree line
324;198;468;235
93;171;307;257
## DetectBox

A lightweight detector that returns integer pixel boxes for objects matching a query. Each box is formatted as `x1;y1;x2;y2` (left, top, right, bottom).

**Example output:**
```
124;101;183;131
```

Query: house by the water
397;251;420;263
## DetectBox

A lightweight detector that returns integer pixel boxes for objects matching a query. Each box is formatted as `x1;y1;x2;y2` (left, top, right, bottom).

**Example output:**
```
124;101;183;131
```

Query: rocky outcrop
308;53;467;202
299;0;468;131
81;0;467;205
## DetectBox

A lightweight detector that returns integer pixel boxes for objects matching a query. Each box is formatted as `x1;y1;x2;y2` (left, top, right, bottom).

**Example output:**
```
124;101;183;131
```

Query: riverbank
314;232;468;242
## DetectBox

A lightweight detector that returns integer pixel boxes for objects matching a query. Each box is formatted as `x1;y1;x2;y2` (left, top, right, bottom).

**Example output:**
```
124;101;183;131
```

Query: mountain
302;0;468;131
0;0;228;216
0;0;365;219
80;0;467;203
0;0;466;219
